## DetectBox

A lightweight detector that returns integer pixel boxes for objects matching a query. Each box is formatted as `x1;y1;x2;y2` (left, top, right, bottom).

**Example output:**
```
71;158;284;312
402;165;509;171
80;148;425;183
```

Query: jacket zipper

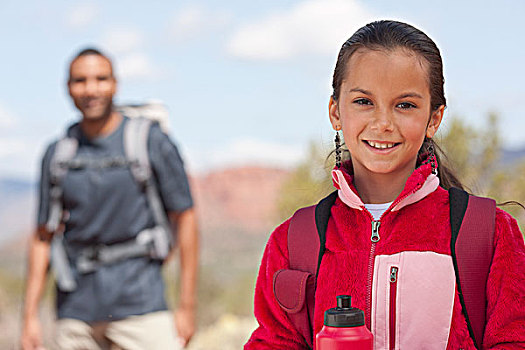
366;219;381;330
389;183;422;212
390;266;398;350
362;175;426;334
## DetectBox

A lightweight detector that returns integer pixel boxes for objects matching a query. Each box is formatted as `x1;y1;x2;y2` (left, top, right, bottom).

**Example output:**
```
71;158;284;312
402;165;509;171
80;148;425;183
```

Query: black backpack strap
315;191;338;273
449;187;496;349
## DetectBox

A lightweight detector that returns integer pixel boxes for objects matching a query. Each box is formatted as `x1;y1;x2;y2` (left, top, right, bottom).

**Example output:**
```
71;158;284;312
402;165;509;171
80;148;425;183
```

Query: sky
1;0;524;181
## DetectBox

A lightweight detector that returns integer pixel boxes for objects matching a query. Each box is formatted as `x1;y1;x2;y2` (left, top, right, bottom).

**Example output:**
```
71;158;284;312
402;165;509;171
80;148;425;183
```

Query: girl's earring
335;128;342;168
428;138;437;175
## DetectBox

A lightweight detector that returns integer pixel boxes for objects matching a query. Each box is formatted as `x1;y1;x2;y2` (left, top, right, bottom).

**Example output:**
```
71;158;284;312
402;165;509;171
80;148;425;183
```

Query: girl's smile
364;140;401;152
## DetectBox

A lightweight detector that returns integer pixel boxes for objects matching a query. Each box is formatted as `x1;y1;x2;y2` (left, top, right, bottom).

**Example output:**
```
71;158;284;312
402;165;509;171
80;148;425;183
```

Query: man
21;48;198;349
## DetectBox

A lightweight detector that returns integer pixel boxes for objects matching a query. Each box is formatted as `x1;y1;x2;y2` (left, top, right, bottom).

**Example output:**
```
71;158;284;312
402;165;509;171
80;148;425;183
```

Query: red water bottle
316;295;373;350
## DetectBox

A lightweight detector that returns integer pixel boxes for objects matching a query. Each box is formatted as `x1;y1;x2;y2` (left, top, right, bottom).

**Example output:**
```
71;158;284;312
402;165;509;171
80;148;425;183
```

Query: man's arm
21;226;52;350
169;208;199;347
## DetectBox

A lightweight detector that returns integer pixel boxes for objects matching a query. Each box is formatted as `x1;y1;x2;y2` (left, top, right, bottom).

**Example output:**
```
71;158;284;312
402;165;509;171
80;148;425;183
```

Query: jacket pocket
372;251;456;350
273;269;313;313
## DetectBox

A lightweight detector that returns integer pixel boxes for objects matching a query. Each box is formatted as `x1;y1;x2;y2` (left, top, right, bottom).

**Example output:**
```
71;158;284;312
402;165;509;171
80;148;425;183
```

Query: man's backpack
48;107;173;292
273;188;496;349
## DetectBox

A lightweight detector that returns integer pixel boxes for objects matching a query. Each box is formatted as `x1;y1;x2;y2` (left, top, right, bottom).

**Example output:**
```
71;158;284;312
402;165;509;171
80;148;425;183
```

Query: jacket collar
331;161;439;212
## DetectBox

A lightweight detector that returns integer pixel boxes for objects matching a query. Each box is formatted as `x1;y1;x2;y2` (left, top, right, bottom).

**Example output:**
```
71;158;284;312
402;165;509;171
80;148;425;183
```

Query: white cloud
186;138;305;174
0;103;17;130
114;53;160;81
0;103;41;178
0;138;27;158
98;27;162;82
169;5;232;43
190;138;305;171
65;2;100;30
227;0;375;61
0;136;40;180
100;27;145;54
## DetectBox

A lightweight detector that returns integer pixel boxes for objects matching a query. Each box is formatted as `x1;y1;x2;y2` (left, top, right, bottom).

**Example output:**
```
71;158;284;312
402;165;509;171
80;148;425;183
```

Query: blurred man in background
21;48;198;349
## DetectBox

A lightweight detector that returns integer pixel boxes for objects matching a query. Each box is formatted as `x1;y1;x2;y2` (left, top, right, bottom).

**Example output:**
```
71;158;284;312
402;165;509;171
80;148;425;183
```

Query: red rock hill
190;166;290;234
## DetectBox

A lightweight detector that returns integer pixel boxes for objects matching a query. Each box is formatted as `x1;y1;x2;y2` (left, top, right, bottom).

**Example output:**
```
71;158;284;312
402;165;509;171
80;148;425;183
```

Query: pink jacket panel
372;252;456;349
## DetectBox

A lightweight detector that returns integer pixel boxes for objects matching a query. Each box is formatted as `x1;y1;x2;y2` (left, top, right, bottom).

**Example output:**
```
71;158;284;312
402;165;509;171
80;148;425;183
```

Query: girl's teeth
368;141;395;149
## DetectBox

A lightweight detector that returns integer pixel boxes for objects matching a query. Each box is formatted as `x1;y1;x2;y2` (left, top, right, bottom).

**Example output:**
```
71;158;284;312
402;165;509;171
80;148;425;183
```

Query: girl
245;20;525;349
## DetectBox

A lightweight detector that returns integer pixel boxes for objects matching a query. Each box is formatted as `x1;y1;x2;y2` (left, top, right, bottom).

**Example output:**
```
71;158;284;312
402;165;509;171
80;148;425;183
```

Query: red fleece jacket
245;164;525;349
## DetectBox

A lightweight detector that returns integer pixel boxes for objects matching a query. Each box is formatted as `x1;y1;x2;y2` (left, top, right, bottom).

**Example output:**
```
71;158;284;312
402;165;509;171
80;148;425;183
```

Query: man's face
68;54;116;120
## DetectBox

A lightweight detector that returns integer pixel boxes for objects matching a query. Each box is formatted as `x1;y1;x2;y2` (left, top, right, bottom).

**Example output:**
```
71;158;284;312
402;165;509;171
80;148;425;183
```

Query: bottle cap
324;295;365;327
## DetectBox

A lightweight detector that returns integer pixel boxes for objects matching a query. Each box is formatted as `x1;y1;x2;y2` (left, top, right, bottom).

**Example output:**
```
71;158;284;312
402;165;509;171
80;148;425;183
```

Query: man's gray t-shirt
37;116;193;322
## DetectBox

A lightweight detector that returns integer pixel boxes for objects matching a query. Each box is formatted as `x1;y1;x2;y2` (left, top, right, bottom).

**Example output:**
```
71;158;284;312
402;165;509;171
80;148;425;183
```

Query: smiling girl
245;20;525;349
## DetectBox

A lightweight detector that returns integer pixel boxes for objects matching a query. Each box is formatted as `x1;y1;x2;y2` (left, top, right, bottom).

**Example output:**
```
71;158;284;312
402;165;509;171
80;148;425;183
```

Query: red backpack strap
288;206;320;273
273;205;318;349
449;188;496;349
273;191;338;349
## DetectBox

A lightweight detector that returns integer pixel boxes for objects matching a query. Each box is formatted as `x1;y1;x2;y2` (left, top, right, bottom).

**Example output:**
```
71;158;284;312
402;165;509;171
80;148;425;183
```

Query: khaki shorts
54;311;183;350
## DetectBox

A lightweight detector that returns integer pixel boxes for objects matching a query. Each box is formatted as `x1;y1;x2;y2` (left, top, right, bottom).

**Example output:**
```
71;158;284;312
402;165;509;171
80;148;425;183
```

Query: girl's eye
397;102;417;109
353;98;372;106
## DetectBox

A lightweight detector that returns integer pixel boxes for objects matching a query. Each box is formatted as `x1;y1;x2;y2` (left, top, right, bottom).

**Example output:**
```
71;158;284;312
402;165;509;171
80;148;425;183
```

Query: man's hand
21;316;45;350
174;305;195;347
169;209;199;348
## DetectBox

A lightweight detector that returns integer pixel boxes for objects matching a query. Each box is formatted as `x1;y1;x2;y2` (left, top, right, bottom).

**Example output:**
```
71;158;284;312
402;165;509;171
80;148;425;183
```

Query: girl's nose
370;108;394;132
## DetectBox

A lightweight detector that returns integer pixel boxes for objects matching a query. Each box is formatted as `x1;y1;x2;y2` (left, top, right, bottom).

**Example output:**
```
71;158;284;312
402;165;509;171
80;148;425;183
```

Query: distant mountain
0;178;36;246
190;166;290;234
0;178;34;195
501;147;525;165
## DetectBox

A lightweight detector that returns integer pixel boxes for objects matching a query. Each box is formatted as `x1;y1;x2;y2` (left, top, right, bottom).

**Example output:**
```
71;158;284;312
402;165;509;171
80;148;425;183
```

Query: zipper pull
371;220;381;243
390;266;398;283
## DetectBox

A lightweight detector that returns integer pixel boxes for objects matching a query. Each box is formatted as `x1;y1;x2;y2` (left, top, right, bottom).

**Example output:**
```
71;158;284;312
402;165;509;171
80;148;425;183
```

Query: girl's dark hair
331;20;463;190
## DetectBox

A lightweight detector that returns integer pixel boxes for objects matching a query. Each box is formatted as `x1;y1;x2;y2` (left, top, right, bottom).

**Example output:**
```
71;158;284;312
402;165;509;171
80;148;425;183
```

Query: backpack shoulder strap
47;127;80;290
287;190;338;272
46;126;80;233
449;187;496;349
124;116;153;185
273;191;337;348
287;205;319;273
49;137;79;183
314;191;338;272
123;117;172;259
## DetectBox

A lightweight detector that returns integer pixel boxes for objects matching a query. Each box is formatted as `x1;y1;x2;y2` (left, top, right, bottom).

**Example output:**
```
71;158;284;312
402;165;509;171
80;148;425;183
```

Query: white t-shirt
364;202;393;220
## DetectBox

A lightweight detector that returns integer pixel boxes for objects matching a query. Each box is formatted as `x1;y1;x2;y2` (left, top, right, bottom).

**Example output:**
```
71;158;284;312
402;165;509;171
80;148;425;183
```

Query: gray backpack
47;111;172;292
